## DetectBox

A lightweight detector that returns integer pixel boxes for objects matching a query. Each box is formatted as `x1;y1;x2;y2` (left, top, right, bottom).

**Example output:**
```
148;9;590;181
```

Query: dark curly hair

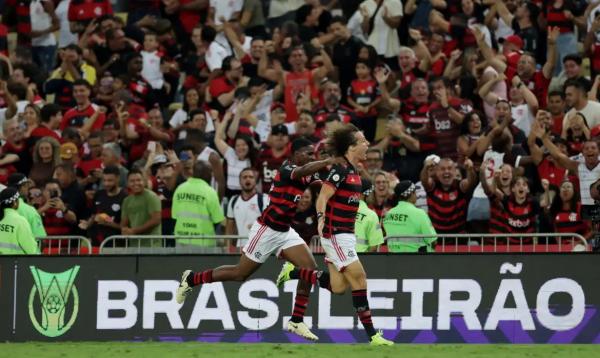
326;123;360;157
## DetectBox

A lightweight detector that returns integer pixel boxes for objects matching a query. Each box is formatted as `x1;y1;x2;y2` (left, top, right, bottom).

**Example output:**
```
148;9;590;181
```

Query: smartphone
147;141;157;152
50;190;59;199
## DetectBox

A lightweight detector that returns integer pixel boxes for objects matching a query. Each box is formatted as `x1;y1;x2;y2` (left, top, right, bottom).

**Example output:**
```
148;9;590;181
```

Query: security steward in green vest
7;173;47;238
383;180;437;253
355;178;384;252
0;188;40;255
172;160;225;247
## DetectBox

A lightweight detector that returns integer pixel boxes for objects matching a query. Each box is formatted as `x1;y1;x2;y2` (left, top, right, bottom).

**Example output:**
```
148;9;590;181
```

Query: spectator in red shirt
313;81;354;136
208;56;243;114
29;103;62;147
77;132;104;189
68;0;113;34
347;59;381;142
547;90;567;136
60;79;107;134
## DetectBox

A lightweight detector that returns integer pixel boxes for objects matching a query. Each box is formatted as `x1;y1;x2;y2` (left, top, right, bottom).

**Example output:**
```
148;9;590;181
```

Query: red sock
189;270;213;287
298;268;317;285
290;293;309;323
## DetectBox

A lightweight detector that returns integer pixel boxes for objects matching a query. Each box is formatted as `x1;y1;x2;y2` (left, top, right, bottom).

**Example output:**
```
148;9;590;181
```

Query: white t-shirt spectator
512;103;535;137
206;41;229;71
30;0;57;47
224;147;251;191
362;0;403;58
226;192;269;246
252;90;274;143
55;0;77;47
169;109;215;137
141;50;164;89
564;100;600;130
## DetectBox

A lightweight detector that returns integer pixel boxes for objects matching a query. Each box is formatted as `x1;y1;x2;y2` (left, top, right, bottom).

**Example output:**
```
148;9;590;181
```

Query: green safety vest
355;200;384;252
17;198;47;238
383;201;437;253
0;208;40;255
172;177;225;246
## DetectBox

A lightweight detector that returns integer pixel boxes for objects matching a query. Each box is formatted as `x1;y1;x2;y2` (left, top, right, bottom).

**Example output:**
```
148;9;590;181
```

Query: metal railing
99;235;246;254
36;236;93;255
385;233;590;253
30;233;590;255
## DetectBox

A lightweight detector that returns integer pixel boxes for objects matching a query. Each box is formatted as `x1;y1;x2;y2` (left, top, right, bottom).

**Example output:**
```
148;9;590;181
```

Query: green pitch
2;343;600;357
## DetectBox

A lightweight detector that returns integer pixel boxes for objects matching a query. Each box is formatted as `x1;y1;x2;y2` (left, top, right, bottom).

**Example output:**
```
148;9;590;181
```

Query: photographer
38;180;76;236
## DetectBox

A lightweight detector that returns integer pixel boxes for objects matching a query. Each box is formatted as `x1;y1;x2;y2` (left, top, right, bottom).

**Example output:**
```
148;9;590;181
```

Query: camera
49;190;59;199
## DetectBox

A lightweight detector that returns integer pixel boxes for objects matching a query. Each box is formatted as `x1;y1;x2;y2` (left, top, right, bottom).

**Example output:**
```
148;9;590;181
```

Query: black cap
394;180;416;199
0;187;19;205
7;173;29;188
271;124;289;136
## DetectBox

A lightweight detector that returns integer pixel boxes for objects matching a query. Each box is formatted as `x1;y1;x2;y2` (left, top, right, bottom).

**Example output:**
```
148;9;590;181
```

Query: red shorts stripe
247;224;268;254
332;235;346;261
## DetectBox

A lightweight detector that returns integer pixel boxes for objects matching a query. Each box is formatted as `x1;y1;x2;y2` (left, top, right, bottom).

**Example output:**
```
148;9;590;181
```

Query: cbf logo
28;266;80;337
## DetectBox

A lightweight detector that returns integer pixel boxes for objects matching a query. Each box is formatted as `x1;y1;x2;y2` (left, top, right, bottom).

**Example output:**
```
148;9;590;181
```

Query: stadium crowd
1;0;600;252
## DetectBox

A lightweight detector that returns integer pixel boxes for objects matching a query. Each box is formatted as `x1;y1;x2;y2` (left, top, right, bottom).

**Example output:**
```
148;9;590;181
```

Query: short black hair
73;79;92;90
222;56;237;72
64;43;83;55
127;168;144;178
291;137;314;153
326;123;360;157
330;15;347;26
103;165;120;176
40;103;62;124
295;4;314;24
54;162;75;175
564;78;587;93
201;26;217;43
563;53;582;65
7;81;27;100
548;90;565;99
355;59;372;69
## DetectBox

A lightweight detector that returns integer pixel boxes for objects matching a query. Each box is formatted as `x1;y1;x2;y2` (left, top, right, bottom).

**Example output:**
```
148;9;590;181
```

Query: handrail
36;236;93;255
99;235;246;254
385;233;589;252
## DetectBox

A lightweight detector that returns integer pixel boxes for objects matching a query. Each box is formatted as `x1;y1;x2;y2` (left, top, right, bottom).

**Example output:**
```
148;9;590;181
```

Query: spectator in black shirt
84;165;127;246
53;163;87;231
330;16;364;100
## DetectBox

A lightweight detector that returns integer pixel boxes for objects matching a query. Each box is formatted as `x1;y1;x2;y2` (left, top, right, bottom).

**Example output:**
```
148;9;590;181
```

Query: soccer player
277;123;394;346
176;137;339;341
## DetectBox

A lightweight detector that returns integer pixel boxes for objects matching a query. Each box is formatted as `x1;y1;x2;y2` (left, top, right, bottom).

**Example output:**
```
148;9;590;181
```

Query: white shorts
242;221;306;263
320;233;360;272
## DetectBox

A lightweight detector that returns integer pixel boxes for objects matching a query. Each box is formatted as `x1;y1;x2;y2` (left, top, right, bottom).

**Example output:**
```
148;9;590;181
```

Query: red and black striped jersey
322;162;362;238
400;98;435;152
258;162;319;232
426;180;468;233
428;98;472;161
553;204;590;236
546;2;575;33
490;195;539;241
256;145;290;194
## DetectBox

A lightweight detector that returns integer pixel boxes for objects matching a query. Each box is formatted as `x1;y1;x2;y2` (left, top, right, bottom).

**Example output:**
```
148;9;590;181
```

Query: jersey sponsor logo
434;120;451;131
569;213;577;222
262;164;278;182
348;194;360;204
175;192;206;203
29;266;80;337
508;217;530;228
356;212;367;221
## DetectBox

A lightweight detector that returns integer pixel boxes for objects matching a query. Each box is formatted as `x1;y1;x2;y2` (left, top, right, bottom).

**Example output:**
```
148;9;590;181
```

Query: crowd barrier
1;254;599;343
36;236;93;255
33;233;590;255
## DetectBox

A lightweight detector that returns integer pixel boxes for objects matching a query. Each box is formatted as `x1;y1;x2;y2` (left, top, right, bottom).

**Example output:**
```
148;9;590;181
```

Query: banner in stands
1;254;599;343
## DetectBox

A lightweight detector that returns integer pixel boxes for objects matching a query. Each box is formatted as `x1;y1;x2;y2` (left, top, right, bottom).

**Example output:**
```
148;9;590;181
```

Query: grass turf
1;343;599;358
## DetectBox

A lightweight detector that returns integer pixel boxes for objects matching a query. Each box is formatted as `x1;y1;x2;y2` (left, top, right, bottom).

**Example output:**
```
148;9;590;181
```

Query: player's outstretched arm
291;156;343;180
